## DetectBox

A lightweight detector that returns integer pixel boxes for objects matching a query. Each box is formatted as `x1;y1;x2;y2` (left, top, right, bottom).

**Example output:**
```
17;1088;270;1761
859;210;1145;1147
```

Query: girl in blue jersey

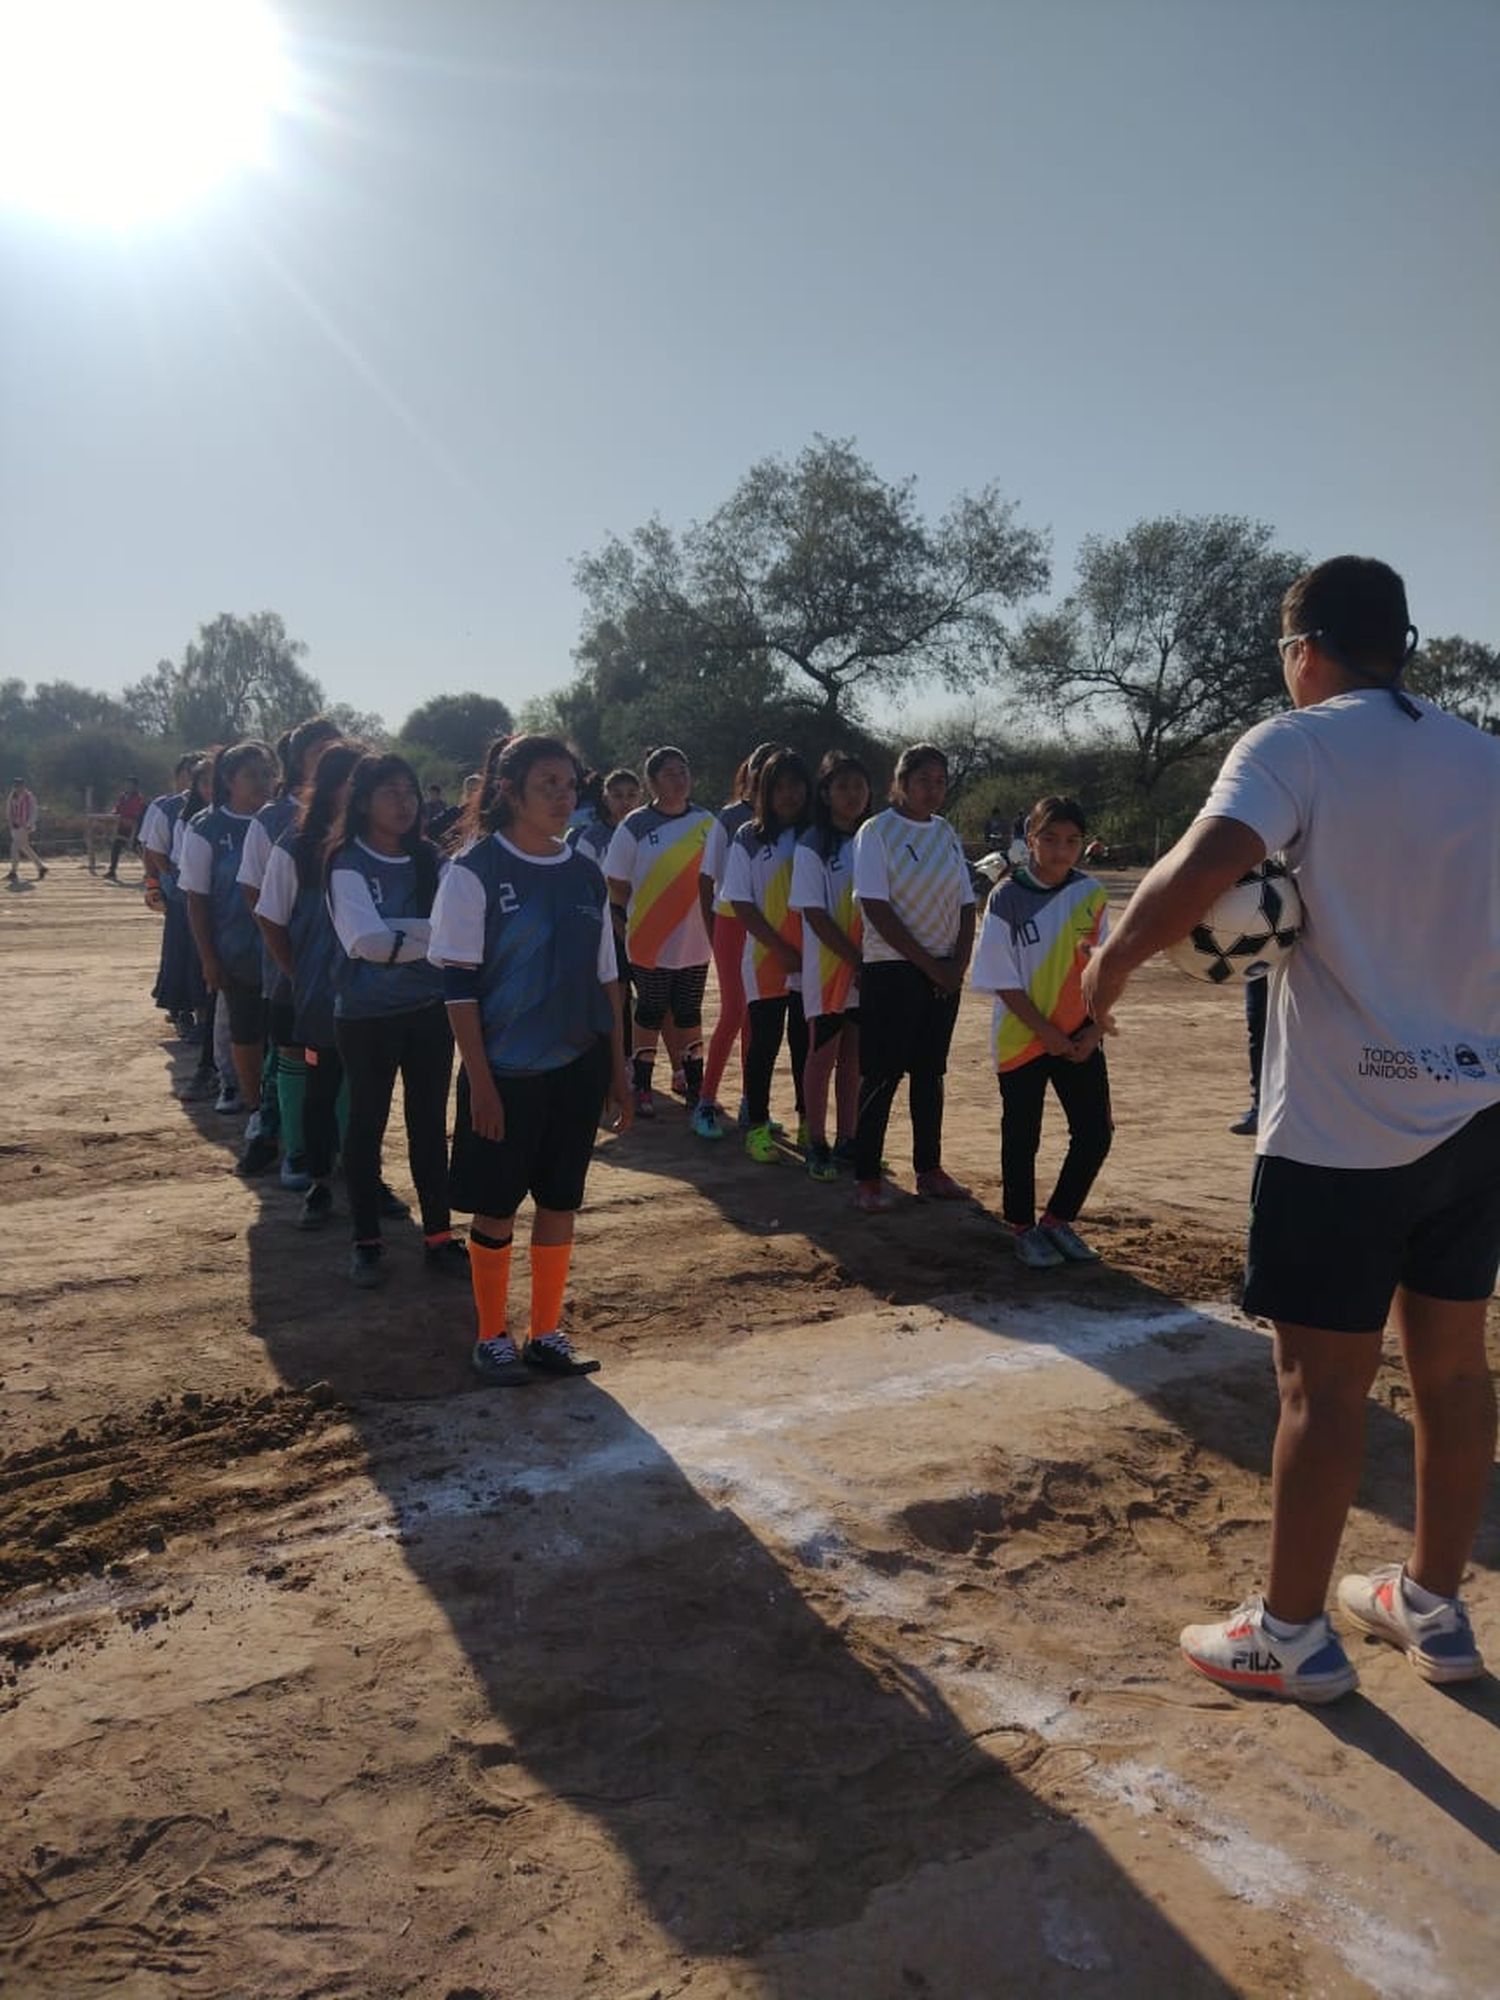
255;740;366;1231
237;715;343;1182
142;754;205;1036
326;753;463;1289
180;741;277;1128
431;734;632;1386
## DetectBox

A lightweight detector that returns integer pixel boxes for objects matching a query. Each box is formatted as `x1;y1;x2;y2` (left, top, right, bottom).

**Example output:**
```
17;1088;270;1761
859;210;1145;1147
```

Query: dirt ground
2;861;1497;2000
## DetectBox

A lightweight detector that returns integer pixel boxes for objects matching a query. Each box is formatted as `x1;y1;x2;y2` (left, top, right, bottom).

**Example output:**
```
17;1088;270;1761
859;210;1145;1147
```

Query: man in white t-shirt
1084;556;1500;1704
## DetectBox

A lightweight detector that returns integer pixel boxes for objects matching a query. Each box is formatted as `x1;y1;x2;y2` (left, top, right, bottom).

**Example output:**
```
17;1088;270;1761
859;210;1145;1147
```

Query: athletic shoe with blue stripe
1180;1595;1358;1703
1337;1565;1484;1684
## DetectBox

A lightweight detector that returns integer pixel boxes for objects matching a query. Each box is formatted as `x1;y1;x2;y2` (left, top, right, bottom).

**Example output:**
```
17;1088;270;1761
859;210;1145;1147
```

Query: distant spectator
7;777;46;883
104;775;147;879
423;783;459;844
983;807;1007;848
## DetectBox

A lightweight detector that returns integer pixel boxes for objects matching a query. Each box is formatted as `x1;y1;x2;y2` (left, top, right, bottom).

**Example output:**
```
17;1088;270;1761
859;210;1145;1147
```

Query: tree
123;613;323;745
399;692;514;766
1008;515;1306;800
574;436;1049;736
25;681;128;734
325;702;389;746
1407;634;1500;731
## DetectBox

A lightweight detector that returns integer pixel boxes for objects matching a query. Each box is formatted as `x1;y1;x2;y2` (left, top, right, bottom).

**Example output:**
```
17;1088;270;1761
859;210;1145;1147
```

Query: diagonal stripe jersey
851;808;973;962
791;827;863;1018
969;867;1110;1070
603;804;714;970
722;823;804;999
701;801;753;917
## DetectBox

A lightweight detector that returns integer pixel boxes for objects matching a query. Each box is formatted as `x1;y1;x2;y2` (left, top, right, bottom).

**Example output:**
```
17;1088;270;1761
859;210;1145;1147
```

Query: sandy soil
2;862;1497;2000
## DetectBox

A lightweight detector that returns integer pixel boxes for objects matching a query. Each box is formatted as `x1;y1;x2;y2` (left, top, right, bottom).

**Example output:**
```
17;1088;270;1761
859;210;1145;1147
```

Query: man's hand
1080;942;1128;1035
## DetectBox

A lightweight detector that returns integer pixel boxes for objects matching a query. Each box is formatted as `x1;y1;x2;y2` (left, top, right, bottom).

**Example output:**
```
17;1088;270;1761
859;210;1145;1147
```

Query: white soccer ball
1163;859;1303;986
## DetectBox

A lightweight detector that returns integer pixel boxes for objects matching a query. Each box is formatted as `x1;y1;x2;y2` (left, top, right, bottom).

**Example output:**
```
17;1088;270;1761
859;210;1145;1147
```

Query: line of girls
599;738;1114;1257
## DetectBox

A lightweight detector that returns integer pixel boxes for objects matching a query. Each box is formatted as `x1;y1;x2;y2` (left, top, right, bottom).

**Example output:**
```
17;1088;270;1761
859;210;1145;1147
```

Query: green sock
277;1049;308;1158
257;1041;281;1142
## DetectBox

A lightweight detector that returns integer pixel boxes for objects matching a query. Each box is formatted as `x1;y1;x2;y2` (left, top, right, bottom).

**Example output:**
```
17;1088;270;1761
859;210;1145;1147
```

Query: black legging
854;959;961;1180
302;1042;343;1182
997;1048;1113;1228
334;1003;454;1242
744;992;808;1126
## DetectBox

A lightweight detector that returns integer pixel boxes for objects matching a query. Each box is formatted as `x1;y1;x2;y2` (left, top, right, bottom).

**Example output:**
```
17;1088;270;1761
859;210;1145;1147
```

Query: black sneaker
522;1330;601;1377
832;1138;859;1172
298;1183;333;1230
378;1182;411;1220
471;1335;532;1387
349;1243;385;1288
236;1134;280;1177
424;1237;469;1275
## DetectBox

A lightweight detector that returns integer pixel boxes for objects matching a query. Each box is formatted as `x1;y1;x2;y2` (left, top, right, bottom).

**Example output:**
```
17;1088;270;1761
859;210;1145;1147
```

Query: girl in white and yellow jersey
723;748;811;1163
791;752;871;1181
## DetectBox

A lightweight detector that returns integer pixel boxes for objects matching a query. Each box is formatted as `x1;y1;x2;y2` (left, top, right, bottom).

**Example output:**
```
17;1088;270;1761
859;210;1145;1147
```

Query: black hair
1026;795;1087;839
172;754;196;782
209;740;274;810
291;740;366;891
748;746;811;844
644;744;690;789
603;767;640;791
810;750;872;860
280;714;343;796
891;742;948;800
1282;557;1420;716
463;733;578;844
325;752;439;913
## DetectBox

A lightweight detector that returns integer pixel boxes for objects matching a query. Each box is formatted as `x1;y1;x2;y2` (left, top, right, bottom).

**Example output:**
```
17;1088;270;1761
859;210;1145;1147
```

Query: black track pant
853;959;961;1180
744;991;808;1126
997;1048;1112;1228
334;1003;453;1242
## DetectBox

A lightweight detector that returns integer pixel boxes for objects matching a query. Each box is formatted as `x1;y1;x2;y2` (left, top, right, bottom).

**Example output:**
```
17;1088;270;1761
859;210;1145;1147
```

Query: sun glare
0;0;290;228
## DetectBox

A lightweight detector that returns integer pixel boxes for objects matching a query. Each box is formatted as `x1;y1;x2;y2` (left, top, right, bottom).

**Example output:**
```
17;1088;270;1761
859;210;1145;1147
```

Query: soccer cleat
691;1100;725;1141
424;1237;470;1276
1180;1597;1358;1704
1336;1565;1484;1684
471;1335;532;1387
237;1133;280;1178
280;1153;312;1192
854;1178;899;1213
298;1183;334;1231
744;1122;779;1164
348;1244;385;1288
806;1140;839;1182
915;1168;972;1203
523;1330;601;1377
1013;1225;1065;1269
1040;1218;1101;1263
377;1182;411;1220
634;1086;657;1120
1229;1108;1259;1136
213;1082;243;1115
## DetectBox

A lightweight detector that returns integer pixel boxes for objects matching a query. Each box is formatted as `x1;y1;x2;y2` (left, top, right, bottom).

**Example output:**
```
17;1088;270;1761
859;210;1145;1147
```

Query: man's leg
1394;1288;1496;1600
1265;1321;1384;1625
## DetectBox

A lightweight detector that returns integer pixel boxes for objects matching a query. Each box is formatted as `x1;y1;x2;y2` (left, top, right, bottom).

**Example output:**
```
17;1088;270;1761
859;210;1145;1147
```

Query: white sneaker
1013;1225;1064;1269
1337;1564;1483;1684
214;1083;243;1115
1040;1219;1100;1262
1180;1596;1358;1704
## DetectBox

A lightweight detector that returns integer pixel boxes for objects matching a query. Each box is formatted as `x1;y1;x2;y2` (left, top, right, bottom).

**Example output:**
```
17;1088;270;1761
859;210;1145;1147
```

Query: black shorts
221;973;266;1046
810;1006;860;1052
448;1039;611;1218
633;962;708;1032
267;998;297;1047
1243;1103;1500;1332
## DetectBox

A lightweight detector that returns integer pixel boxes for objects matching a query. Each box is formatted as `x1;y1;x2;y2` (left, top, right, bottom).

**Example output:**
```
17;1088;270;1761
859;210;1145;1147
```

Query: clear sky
2;0;1496;733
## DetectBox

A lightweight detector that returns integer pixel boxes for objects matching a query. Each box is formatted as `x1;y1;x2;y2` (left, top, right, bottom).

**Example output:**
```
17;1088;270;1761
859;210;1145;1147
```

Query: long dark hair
725;740;779;808
462;732;579;844
810;750;872;861
748;746;811;844
325;752;439;913
290;740;363;890
210;740;274;810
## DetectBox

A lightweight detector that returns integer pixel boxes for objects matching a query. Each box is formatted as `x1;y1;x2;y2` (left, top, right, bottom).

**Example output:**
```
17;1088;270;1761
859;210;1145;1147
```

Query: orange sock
469;1233;512;1340
529;1241;573;1339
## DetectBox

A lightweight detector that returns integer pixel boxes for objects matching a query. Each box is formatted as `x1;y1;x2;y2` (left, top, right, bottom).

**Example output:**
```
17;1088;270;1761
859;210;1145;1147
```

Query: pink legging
700;913;751;1107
